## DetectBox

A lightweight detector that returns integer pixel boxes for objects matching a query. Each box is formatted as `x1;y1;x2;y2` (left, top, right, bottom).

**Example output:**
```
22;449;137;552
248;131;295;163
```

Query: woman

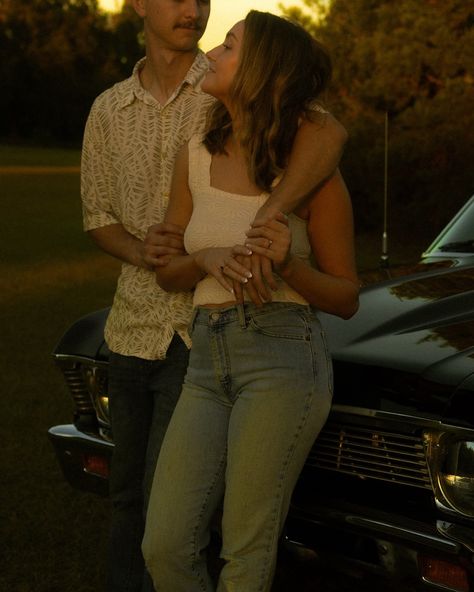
142;11;359;592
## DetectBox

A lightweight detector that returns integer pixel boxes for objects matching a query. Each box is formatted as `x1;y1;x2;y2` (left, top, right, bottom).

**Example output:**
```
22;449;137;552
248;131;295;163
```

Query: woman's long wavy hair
203;10;332;192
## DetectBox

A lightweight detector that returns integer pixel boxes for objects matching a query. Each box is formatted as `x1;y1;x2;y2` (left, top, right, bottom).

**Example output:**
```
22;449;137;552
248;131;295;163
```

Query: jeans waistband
191;302;310;330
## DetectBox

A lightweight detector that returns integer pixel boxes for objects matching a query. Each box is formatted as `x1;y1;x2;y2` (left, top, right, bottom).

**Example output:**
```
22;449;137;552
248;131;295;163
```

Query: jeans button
210;312;219;322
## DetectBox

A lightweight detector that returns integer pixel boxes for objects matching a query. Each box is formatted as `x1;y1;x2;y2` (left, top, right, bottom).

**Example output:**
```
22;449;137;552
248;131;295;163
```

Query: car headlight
425;431;474;518
81;363;110;427
438;439;474;517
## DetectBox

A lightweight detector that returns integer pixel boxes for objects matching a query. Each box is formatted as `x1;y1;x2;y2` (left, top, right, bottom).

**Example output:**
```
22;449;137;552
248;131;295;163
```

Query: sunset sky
98;0;312;51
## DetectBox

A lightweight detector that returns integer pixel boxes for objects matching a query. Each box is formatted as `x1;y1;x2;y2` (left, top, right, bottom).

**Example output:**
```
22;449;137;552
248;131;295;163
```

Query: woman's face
201;20;245;103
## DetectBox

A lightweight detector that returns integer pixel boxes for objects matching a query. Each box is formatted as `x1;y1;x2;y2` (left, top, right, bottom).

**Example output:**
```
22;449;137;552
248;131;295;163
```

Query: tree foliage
0;0;142;144
282;0;474;236
2;0;473;239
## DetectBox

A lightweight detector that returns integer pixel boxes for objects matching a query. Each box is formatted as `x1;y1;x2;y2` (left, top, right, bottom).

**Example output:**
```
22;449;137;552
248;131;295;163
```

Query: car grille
60;362;95;414
307;423;432;490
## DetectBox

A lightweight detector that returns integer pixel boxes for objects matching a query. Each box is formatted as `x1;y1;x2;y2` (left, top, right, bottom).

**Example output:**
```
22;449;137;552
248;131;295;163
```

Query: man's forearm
264;113;347;215
88;224;149;269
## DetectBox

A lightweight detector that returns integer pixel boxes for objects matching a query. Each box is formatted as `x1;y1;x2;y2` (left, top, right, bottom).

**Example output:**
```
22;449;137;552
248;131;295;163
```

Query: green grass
1;145;117;591
0;143;81;166
1;281;114;592
0;174;93;266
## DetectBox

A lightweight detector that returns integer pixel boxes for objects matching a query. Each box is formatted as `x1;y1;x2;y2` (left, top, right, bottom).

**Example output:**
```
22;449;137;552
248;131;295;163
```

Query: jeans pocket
248;305;310;340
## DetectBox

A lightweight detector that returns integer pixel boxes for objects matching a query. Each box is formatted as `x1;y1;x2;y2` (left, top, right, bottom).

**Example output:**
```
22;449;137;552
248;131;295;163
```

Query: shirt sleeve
81;98;120;232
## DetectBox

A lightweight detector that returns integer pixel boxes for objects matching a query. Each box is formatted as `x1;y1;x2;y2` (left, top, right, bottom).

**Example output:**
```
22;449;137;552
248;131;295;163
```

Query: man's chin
176;27;203;41
176;36;203;52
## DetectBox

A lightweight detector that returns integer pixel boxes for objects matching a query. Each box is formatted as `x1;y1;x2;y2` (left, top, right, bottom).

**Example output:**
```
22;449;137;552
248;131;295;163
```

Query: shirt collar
117;51;209;110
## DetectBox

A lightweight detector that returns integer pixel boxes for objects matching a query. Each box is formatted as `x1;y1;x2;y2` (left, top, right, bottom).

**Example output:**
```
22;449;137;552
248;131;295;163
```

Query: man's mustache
175;20;202;31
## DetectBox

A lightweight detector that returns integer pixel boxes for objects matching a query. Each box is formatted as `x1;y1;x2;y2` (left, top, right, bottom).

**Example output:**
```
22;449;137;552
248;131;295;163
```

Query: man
81;1;347;590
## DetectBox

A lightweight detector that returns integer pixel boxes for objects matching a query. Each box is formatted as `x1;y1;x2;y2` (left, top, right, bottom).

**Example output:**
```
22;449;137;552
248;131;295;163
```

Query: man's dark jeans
106;334;189;592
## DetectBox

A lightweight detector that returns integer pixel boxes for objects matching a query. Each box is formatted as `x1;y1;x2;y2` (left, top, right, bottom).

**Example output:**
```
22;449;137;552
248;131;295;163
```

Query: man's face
135;0;211;52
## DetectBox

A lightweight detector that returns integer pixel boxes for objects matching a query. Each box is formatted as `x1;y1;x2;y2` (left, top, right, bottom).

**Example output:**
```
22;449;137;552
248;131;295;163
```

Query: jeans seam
258;386;315;591
191;447;227;591
209;324;233;398
319;329;334;395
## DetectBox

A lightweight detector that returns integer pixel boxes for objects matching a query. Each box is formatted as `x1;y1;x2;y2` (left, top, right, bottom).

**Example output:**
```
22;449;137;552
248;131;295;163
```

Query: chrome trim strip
331;405;474;436
437;521;474;554
344;516;460;553
290;506;462;553
48;424;114;448
53;353;109;367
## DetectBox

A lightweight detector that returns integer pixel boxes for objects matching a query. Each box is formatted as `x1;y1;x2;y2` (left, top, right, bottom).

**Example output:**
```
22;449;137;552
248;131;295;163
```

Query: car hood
320;266;474;426
53;307;110;361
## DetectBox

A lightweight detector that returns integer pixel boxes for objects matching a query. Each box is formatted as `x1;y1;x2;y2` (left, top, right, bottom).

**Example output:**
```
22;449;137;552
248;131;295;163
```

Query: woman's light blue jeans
142;302;333;592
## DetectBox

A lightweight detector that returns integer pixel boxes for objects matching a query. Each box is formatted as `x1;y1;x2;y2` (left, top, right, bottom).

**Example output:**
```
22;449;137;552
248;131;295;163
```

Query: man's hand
230;211;289;301
143;223;186;268
245;212;293;274
253;203;285;228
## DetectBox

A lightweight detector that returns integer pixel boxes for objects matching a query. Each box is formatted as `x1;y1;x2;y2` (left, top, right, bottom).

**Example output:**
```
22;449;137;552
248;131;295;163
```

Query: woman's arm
155;145;252;293
246;170;360;319
153;145;205;292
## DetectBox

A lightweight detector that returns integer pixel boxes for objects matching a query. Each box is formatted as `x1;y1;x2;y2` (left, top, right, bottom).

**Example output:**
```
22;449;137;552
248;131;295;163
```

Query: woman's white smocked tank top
183;134;312;307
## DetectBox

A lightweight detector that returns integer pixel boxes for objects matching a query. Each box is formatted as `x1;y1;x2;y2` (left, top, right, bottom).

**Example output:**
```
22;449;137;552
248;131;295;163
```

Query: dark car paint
320;267;474;424
53;307;110;361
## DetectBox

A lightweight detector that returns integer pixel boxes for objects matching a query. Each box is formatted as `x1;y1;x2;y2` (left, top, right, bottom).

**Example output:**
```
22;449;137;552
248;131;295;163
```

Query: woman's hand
244;212;293;274
194;246;253;294
229;252;273;306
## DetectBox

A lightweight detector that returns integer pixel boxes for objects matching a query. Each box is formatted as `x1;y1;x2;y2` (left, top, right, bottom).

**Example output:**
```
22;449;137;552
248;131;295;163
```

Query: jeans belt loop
237;303;247;329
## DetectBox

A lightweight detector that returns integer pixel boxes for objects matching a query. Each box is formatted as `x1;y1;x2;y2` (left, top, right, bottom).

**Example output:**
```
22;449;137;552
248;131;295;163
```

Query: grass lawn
1;145;119;591
0;144;81;166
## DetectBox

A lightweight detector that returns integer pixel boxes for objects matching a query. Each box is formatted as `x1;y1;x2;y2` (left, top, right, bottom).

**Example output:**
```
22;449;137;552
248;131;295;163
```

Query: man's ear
132;0;146;18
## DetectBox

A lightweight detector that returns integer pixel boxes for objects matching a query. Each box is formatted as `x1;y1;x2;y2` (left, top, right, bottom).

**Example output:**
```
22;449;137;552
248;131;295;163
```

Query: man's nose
184;0;200;19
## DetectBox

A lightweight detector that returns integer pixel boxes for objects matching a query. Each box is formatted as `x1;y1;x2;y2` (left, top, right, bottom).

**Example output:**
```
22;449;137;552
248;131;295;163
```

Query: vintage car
49;195;474;591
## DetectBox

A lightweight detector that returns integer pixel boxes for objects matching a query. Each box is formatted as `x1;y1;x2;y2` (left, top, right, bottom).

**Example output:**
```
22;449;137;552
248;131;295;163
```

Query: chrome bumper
48;424;113;496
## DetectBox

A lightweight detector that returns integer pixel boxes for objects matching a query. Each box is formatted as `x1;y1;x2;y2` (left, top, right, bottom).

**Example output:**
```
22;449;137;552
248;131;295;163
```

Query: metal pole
380;112;389;268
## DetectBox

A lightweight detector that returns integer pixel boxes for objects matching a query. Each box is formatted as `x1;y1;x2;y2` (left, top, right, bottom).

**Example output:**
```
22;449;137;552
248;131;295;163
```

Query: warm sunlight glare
97;0;312;51
98;0;122;11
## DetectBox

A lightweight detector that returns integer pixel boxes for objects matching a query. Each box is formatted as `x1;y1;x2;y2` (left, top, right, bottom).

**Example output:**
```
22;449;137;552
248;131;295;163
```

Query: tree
281;0;474;238
0;0;142;144
107;1;143;79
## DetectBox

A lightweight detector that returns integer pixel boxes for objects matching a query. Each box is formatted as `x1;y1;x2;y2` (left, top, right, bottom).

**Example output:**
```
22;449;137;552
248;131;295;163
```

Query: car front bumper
285;501;474;591
48;424;113;496
48;424;474;591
